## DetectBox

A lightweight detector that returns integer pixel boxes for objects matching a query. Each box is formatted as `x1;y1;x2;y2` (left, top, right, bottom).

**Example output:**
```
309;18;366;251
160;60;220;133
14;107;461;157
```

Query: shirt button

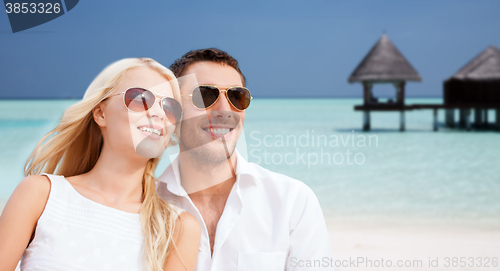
199;246;203;252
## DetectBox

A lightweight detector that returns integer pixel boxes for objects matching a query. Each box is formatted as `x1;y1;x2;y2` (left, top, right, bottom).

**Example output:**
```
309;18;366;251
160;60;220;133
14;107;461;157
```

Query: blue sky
1;0;499;98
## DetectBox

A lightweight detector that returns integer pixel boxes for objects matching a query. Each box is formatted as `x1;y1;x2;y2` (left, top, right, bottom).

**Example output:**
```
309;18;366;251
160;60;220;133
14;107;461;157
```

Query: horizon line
0;95;444;100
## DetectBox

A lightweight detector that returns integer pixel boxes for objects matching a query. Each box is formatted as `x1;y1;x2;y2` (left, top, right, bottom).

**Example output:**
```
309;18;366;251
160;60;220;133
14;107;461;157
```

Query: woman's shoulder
2;175;52;226
174;210;200;235
15;175;52;205
169;205;198;226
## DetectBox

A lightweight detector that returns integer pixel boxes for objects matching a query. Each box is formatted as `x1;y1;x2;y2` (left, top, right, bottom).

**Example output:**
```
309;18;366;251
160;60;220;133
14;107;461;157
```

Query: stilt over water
484;109;488;126
459;109;467;127
433;109;438;131
445;109;454;128
497;109;500;129
400;111;405;132
363;111;370;131
474;108;485;127
465;109;471;131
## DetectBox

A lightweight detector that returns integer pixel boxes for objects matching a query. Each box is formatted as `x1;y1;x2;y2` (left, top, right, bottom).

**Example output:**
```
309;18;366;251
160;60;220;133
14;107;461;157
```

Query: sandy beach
329;222;500;271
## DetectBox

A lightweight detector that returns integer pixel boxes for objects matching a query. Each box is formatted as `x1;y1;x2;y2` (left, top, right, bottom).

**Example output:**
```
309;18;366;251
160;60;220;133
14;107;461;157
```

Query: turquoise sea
1;98;499;228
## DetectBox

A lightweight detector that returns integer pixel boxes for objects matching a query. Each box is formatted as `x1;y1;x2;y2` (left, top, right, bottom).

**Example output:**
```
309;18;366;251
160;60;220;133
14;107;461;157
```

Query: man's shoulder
244;161;324;227
244;161;316;200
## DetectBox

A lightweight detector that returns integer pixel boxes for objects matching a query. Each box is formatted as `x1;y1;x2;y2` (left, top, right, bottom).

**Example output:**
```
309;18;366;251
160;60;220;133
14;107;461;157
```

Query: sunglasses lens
161;98;183;124
192;86;220;109
124;88;155;112
227;87;251;110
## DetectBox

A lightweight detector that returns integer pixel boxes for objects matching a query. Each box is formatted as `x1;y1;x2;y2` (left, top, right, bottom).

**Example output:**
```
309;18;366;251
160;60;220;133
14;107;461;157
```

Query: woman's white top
20;173;183;271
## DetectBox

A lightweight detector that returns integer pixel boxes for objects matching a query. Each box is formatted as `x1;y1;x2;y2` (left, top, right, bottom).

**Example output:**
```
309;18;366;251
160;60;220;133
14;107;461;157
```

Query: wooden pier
354;104;500;131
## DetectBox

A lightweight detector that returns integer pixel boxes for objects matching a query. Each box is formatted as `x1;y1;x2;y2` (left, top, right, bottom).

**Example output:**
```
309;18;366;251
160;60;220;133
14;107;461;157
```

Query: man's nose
209;109;234;121
210;91;233;112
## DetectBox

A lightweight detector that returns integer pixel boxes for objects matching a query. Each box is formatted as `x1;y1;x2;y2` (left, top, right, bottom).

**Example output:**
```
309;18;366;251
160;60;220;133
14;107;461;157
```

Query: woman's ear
93;103;106;127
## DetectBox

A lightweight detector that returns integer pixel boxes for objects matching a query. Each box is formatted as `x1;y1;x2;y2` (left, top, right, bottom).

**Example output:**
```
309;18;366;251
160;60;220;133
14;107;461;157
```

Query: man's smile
201;124;236;139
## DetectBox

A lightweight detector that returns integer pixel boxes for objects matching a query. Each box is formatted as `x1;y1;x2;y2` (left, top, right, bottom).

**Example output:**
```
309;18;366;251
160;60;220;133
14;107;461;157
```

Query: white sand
329;222;500;271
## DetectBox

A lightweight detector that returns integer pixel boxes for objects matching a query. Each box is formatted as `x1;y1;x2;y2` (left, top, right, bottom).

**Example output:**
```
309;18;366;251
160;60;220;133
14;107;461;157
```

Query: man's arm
287;183;333;271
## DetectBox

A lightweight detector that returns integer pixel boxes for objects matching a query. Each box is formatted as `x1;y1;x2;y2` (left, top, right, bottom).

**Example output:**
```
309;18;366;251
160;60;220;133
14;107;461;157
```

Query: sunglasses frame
107;87;183;124
186;85;253;111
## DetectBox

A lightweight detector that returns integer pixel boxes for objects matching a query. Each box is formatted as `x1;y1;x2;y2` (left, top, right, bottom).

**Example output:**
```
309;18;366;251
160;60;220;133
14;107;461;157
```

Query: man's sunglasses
188;85;252;111
108;87;183;124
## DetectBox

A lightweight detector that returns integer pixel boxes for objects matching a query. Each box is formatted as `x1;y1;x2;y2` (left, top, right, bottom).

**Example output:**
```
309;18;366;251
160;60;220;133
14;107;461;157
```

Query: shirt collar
157;150;257;197
157;155;185;196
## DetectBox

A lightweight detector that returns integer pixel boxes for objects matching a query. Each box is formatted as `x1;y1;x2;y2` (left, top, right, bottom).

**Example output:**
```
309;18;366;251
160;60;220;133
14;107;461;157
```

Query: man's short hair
169;48;246;86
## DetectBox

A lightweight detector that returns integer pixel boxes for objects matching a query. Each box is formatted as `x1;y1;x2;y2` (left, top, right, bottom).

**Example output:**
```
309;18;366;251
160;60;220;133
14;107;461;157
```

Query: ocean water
1;98;499;227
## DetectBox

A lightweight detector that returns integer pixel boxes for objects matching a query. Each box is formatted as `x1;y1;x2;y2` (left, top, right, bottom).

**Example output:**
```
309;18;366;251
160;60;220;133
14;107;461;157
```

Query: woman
0;58;200;270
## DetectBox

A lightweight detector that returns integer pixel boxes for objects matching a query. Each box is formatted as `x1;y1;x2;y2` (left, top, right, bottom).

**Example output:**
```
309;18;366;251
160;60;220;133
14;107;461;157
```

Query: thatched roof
449;45;500;81
348;34;422;83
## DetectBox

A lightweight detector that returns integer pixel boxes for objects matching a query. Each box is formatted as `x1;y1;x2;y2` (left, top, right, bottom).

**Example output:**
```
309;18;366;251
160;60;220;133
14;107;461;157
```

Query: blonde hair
25;58;182;270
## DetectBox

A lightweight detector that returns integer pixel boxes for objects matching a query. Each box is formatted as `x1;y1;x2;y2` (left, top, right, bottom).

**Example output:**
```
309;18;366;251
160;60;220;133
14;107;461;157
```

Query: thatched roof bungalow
349;34;421;106
444;45;500;105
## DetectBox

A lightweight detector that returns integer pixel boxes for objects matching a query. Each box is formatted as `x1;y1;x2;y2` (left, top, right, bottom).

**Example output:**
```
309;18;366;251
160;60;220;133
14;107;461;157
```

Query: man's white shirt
157;151;333;271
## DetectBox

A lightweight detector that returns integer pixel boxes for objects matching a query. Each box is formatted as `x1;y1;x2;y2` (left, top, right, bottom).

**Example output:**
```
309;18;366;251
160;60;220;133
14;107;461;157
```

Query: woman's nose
146;99;165;120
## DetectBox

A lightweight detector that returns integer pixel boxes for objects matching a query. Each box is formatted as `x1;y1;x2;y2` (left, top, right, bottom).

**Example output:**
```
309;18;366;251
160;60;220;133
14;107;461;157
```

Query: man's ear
93;103;106;127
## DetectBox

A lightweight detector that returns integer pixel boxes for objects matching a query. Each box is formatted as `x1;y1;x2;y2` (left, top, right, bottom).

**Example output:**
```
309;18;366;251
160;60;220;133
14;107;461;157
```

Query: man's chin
202;139;236;157
181;140;236;164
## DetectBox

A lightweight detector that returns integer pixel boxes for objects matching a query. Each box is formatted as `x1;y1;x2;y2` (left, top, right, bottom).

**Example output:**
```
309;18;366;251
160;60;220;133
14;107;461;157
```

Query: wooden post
459;109;467;127
484;109;488;127
433;109;438;131
445;109;454;128
400;111;405;132
400;82;406;105
363;82;373;105
466;109;471;131
497;109;500;130
363;111;371;131
363;82;368;105
474;108;482;127
394;82;401;104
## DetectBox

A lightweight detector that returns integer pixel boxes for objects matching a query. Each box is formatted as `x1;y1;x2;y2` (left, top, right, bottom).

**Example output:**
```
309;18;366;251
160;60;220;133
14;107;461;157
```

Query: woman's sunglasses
108;87;183;124
188;85;252;111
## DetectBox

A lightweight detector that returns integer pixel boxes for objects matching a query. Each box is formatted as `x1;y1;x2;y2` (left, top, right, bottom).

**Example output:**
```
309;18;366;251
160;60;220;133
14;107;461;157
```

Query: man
158;48;332;270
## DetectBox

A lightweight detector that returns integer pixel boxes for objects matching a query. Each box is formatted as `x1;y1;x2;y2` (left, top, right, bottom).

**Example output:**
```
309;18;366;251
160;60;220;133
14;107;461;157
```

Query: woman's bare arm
163;212;201;271
0;175;51;271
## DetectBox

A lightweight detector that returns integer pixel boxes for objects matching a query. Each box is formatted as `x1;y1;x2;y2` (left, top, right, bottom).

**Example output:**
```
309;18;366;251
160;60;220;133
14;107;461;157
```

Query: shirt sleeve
287;183;334;271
